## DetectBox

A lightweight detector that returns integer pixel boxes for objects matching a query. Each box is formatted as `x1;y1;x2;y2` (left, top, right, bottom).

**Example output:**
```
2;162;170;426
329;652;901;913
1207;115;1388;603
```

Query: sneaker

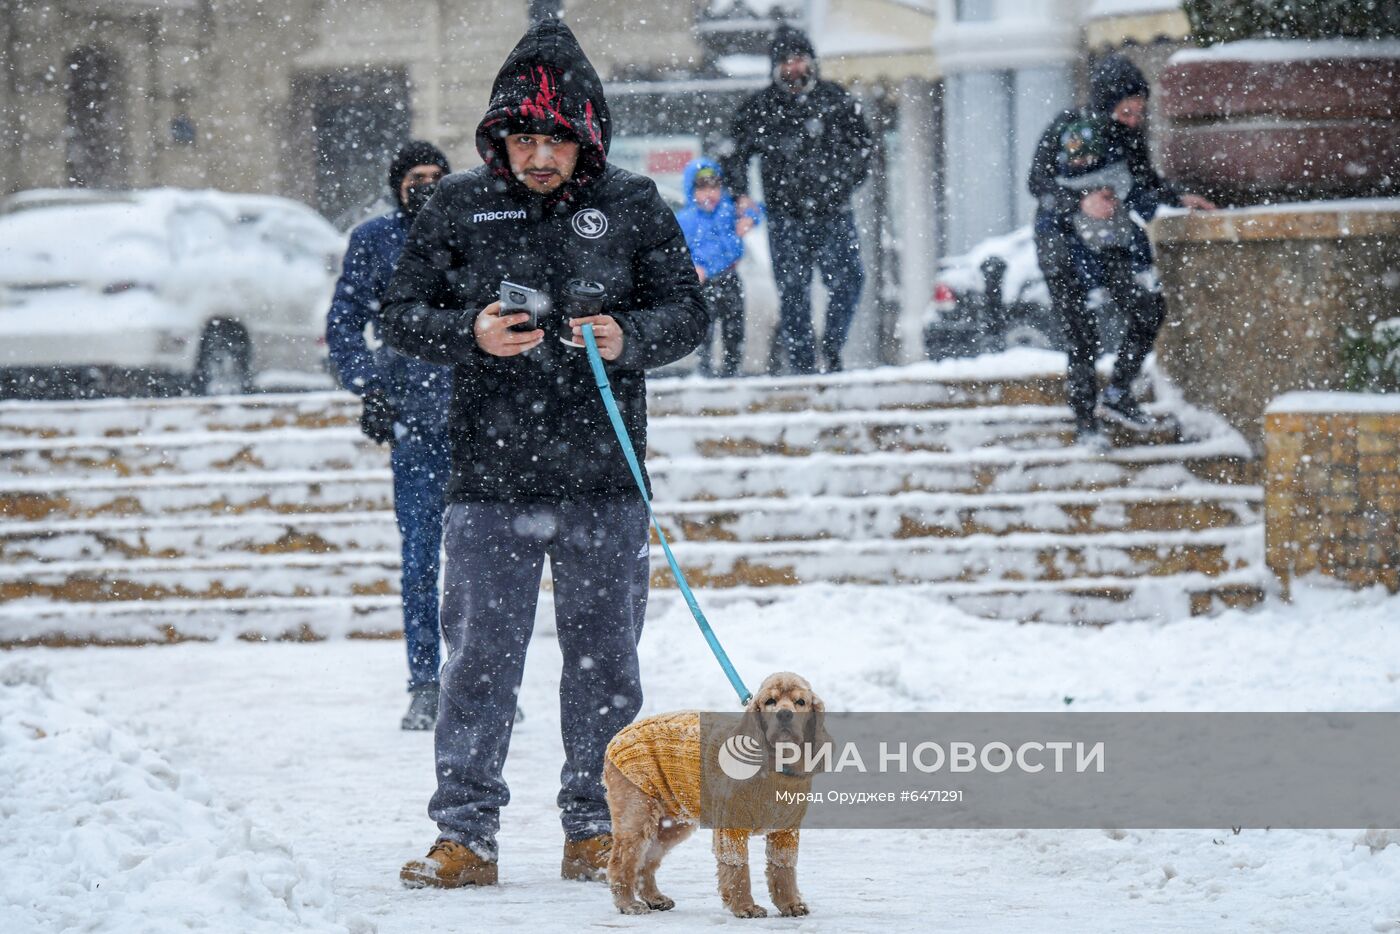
561;834;612;882
401;684;439;731
1074;416;1111;452
401;839;498;888
1100;385;1152;428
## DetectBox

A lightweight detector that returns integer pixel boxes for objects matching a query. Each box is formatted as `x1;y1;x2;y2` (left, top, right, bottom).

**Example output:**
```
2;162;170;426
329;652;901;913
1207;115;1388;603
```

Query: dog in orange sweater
603;672;830;917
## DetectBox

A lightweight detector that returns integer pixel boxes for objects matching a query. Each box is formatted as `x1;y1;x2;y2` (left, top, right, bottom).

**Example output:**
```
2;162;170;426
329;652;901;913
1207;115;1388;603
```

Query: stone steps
0;438;1257;525
0;354;1268;638
0;573;1266;648
0;364;1081;442
0;526;1260;604
0;404;1185;481
0;486;1260;563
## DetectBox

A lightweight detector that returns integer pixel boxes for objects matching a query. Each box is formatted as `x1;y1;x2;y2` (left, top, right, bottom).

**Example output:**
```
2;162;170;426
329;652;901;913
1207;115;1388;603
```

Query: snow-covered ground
4;581;1399;933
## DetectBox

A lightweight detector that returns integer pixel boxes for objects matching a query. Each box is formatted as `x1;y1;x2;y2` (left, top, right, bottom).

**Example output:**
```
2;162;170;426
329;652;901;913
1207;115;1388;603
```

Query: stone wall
1264;393;1400;594
1152;200;1400;449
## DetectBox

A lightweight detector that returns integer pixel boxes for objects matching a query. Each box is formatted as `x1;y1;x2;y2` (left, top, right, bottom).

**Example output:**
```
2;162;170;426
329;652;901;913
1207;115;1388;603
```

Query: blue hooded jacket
674;158;763;280
325;209;452;433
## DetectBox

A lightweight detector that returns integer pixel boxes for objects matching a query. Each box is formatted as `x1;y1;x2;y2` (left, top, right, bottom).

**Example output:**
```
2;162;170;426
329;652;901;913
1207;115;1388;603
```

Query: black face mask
402;182;437;218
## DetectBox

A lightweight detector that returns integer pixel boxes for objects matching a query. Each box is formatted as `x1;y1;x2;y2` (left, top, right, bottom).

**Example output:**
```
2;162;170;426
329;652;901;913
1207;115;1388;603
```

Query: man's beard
517;169;562;192
777;61;816;94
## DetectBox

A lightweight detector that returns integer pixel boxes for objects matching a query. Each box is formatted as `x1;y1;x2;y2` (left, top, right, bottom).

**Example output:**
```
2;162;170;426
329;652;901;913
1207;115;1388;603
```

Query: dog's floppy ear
803;690;834;770
738;689;766;747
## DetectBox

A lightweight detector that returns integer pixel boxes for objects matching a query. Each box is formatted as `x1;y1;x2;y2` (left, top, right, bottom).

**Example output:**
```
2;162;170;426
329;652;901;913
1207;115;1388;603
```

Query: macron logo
473;209;526;223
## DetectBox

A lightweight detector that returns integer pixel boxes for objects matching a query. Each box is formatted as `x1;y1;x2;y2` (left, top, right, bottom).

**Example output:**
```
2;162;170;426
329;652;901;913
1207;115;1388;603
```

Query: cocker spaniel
603;671;831;917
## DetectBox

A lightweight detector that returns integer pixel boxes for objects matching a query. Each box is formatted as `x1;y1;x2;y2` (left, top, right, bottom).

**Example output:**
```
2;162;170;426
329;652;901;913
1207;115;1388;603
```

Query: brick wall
1265;393;1400;594
1152;203;1400;450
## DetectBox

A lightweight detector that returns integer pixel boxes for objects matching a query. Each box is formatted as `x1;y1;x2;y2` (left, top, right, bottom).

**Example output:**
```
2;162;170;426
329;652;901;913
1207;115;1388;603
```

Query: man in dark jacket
1028;54;1214;444
383;19;707;889
722;23;873;374
325;140;453;730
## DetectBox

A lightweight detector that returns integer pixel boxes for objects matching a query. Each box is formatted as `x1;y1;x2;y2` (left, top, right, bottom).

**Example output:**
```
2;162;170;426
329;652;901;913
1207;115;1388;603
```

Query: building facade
1;0;1189;364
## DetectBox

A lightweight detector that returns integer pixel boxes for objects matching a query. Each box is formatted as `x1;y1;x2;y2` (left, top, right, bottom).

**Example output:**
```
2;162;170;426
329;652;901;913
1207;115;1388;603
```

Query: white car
0;188;345;395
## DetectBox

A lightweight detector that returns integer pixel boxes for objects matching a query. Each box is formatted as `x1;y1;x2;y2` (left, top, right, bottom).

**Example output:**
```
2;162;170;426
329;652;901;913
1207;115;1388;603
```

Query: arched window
65;46;128;188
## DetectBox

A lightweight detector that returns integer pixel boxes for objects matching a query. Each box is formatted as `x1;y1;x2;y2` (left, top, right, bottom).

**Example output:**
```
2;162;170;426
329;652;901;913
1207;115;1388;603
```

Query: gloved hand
359;390;397;445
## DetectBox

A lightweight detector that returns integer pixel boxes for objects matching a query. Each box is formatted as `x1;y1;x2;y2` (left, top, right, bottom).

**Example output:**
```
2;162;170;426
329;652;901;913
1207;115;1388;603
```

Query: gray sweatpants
429;498;650;858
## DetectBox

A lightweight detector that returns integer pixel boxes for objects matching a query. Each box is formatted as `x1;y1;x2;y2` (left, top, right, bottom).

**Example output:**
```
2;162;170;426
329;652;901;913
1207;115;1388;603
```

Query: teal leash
580;324;752;706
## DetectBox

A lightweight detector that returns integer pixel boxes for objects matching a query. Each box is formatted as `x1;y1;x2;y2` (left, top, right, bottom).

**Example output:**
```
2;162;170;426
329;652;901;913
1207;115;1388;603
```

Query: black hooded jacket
720;26;874;218
1027;56;1179;223
378;19;707;503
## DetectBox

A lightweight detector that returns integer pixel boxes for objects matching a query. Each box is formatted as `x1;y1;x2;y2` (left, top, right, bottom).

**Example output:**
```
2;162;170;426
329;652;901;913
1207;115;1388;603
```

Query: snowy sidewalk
4;583;1400;933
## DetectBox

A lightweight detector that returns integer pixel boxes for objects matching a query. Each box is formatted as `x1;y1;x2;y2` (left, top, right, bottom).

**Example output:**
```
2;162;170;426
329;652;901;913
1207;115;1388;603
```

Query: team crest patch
571;208;608;239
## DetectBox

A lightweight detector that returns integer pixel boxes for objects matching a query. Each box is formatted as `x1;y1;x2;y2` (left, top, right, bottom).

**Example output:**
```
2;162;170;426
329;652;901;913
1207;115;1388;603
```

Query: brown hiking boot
561;834;612;882
401;840;498;888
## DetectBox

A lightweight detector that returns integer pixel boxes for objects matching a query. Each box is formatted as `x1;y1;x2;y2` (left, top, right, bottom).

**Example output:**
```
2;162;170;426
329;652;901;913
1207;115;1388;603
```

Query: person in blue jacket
675;158;762;377
326;140;453;730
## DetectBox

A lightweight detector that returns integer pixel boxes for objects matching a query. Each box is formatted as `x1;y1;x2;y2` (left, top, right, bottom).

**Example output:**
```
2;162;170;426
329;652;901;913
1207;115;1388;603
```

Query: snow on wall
1088;0;1182;18
1268;391;1400;414
1171;37;1400;64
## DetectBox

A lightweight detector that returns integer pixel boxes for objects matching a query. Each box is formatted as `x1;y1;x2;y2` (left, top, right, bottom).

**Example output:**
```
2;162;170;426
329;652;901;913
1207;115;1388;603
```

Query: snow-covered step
653;526;1261;588
0;486;1261;564
0;511;402;564
0;405;1187;481
650;440;1255;501
645;366;1075;416
0;572;1267;648
647;405;1178;459
0;551;403;604
0;594;405;647
0;443;1256;526
0;408;1097;483
0;357;1082;441
0;427;382;480
944;573;1268;624
656;487;1259;543
0;526;1260;604
0;391;359;441
0;469;393;524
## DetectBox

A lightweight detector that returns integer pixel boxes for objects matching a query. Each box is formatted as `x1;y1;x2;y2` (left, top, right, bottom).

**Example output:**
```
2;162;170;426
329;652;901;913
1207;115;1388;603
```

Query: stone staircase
0;358;1268;646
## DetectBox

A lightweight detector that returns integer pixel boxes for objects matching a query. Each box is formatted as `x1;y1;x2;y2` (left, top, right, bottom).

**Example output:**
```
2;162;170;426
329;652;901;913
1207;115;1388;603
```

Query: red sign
646;149;696;175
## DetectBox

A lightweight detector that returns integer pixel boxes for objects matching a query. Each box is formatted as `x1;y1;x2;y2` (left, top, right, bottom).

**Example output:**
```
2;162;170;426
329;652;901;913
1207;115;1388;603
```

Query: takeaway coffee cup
560;278;606;348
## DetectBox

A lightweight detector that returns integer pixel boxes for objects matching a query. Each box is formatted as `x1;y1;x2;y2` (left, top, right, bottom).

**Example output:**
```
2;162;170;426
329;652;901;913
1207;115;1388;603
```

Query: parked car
923;225;1127;361
0;188;345;397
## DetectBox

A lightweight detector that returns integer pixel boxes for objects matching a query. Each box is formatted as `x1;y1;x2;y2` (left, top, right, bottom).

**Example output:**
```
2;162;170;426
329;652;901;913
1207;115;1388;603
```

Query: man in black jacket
1028;54;1214;444
722;24;873;374
383;19;708;889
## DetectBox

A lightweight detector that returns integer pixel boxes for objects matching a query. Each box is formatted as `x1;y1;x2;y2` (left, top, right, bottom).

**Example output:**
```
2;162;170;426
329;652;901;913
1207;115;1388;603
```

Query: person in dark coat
382;18;707;889
721;23;873;374
1027;54;1215;444
325;140;453;730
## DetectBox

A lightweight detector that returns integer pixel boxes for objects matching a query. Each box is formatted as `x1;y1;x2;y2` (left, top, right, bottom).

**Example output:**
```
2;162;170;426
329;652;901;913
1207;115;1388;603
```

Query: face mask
403;182;437;217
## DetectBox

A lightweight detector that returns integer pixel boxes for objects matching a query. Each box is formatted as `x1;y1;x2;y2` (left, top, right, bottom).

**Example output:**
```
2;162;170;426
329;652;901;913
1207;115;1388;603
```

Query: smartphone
499;281;550;333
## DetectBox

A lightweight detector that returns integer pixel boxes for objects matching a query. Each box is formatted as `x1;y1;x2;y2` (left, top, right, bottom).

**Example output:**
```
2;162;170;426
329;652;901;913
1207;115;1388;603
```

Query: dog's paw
617;901;650;915
731;903;768;919
643;894;675;911
779;901;810;917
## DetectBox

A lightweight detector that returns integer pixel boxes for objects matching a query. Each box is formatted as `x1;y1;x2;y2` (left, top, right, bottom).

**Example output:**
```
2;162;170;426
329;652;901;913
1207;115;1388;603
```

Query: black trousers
1034;227;1166;424
697;268;745;377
